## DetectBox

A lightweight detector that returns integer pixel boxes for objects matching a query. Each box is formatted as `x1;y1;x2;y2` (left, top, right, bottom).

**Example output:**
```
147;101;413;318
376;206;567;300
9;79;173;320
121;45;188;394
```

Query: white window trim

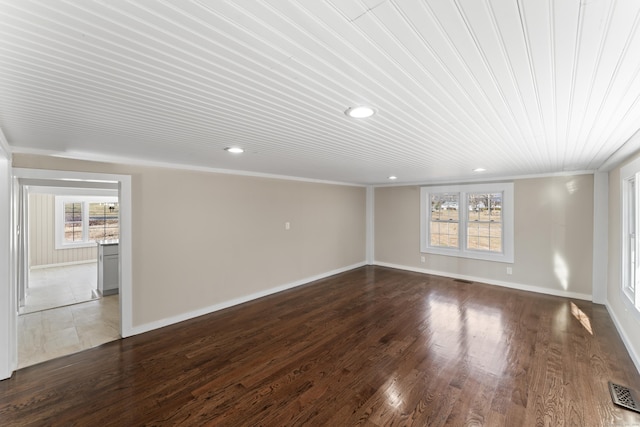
420;182;514;263
620;156;640;316
55;196;118;249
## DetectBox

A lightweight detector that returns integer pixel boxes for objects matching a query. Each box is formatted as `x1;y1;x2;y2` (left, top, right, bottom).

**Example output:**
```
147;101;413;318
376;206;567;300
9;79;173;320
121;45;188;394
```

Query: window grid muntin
420;183;513;264
64;202;83;242
88;202;120;241
55;196;119;249
430;193;459;248
466;192;503;253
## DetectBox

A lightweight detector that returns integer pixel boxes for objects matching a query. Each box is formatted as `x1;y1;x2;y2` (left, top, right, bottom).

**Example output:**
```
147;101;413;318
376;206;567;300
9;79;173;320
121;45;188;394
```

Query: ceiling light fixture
388;175;398;180
225;147;244;154
473;168;486;172
345;106;376;119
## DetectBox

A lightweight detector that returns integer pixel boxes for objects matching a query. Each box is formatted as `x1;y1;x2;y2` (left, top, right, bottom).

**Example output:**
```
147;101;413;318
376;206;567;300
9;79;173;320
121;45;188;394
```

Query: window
624;177;636;300
467;192;502;252
621;157;640;312
420;183;514;263
430;193;459;248
64;202;83;242
56;196;119;248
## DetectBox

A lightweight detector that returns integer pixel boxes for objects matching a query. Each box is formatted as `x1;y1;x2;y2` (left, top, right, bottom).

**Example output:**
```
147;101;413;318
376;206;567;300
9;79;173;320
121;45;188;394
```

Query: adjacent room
2;1;640;425
16;186;121;368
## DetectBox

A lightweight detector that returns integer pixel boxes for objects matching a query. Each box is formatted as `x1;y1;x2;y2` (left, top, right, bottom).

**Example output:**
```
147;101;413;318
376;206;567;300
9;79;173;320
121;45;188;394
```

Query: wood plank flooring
2;266;640;426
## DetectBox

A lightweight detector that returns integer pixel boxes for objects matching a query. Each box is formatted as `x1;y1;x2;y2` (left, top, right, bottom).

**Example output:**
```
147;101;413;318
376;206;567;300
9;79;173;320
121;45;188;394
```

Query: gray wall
13;154;366;328
374;174;594;298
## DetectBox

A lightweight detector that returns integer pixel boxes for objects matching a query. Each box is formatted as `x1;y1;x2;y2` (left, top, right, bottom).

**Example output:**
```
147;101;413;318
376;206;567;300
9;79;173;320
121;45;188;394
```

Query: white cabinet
97;241;119;295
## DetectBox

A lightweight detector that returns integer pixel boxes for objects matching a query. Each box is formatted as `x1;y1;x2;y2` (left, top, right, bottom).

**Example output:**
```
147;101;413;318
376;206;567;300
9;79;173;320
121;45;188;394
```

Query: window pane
88;202;119;241
421;184;513;262
490;223;502;251
431;193;459;221
430;193;459;248
430;217;459;247
64;202;83;242
467;192;502;253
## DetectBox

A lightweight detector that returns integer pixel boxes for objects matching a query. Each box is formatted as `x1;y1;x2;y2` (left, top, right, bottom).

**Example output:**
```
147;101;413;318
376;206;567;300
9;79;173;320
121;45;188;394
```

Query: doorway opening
18;186;120;367
21;190;119;312
11;168;133;371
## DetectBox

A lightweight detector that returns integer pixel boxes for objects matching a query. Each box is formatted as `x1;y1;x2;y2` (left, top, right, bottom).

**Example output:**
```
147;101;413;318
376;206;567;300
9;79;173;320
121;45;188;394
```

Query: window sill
421;247;514;264
55;242;98;250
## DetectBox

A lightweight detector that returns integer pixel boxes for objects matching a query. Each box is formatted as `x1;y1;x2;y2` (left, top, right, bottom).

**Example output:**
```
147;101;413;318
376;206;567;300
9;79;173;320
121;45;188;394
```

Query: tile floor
22;263;100;314
18;263;120;369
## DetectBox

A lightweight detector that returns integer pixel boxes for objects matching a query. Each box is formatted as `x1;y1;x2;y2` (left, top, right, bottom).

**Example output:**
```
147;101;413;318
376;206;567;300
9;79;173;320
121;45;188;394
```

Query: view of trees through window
429;192;502;252
430;193;459;248
422;183;512;262
64;201;119;242
64;202;83;242
89;202;119;240
467;193;502;252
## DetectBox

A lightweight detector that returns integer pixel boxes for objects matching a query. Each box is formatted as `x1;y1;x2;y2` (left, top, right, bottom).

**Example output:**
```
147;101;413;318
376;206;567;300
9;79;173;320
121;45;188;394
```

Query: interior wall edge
366;186;374;264
605;302;640;375
0;153;11;380
127;261;367;337
373;261;593;302
592;172;609;304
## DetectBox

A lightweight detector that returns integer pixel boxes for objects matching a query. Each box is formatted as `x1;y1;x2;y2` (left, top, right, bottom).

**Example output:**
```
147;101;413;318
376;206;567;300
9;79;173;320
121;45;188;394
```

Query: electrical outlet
421;256;426;263
285;222;290;230
506;267;512;275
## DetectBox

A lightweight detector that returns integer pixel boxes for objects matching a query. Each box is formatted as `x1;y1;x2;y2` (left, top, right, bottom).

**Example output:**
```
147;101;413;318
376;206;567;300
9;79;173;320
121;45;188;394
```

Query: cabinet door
103;254;119;290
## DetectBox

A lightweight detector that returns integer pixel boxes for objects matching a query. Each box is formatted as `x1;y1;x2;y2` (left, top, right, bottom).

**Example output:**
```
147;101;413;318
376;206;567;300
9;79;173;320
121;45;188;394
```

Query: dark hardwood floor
2;266;640;426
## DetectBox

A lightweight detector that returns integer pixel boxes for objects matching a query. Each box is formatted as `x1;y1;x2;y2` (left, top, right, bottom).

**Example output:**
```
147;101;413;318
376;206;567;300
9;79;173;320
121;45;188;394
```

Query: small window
64;202;83;243
420;183;514;263
88;202;119;241
56;196;119;249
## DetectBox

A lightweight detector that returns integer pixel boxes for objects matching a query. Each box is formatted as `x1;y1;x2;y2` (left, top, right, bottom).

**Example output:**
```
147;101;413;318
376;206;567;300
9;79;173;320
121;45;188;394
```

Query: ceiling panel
1;0;640;184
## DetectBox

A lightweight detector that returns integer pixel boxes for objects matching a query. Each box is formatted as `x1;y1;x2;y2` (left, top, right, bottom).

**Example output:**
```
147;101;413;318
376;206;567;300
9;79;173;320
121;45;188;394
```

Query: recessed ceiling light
388;175;398;180
225;147;244;154
473;168;486;172
345;106;376;119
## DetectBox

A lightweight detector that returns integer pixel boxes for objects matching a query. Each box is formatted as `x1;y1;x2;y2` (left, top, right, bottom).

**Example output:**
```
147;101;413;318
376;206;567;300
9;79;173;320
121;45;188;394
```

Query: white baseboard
30;259;97;270
605;302;640;375
374;261;593;301
128;261;367;336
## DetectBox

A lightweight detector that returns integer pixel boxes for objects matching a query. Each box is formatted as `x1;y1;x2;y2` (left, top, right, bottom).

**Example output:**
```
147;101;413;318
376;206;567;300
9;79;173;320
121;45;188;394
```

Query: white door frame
2;168;133;379
0;146;13;380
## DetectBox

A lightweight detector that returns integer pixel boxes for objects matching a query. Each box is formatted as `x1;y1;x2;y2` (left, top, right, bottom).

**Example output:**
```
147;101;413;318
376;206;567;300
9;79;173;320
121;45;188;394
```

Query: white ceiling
2;0;640;185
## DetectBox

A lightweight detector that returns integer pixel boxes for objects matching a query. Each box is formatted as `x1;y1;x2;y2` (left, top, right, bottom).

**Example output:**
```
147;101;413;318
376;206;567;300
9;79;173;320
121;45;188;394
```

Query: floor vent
609;382;640;413
453;279;474;284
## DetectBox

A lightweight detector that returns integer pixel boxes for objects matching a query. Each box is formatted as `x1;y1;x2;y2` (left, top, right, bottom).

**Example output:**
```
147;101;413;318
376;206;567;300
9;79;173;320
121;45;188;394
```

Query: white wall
607;158;640;371
0;141;13;379
28;194;98;267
